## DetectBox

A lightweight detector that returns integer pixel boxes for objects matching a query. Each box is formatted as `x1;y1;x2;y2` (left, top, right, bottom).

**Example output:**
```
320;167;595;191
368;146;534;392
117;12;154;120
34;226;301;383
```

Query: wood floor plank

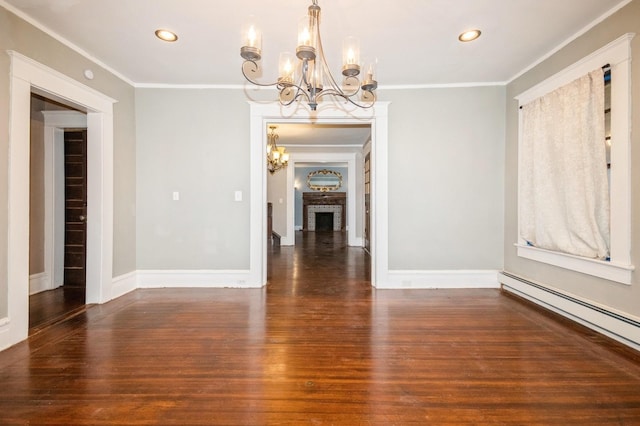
2;231;640;424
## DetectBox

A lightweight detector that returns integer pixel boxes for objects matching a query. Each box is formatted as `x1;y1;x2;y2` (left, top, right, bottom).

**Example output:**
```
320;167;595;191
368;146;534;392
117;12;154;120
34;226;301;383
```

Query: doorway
28;95;88;333
249;101;390;288
3;51;115;351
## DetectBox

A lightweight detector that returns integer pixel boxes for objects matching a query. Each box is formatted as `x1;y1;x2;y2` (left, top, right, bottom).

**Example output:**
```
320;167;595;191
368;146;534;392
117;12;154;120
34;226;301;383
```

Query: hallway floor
1;231;639;424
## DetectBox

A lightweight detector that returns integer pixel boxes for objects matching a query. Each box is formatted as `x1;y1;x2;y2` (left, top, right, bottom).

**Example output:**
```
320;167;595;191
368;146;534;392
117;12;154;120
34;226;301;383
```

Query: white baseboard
280;235;294;246
29;272;50;295
137;270;260;288
294;225;303;231
381;270;500;289
499;272;640;351
111;271;137;300
349;237;363;247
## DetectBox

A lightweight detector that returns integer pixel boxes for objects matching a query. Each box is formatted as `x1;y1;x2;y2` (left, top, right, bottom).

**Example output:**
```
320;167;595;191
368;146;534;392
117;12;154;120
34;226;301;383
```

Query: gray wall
0;6;137;317
385;86;506;270
504;0;640;317
135;89;250;270
133;86;505;273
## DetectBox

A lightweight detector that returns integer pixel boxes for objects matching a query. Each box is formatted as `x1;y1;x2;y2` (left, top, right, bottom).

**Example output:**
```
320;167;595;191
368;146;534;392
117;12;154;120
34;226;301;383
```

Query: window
515;34;634;284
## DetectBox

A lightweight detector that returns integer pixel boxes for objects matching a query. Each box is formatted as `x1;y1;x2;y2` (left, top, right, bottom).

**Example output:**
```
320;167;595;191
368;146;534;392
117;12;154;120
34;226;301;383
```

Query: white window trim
515;33;635;285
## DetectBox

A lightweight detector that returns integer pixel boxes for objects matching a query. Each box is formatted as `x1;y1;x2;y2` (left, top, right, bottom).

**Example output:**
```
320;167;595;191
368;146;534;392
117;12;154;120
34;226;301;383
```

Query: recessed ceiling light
155;29;178;42
458;29;481;42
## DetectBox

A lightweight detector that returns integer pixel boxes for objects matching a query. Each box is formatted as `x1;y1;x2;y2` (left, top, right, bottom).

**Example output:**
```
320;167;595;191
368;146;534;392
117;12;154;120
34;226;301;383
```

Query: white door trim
2;51;115;351
248;102;390;288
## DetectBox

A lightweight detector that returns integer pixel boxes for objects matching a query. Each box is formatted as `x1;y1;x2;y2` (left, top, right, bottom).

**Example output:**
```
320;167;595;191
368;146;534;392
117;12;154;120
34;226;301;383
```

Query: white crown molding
507;0;634;83
135;82;508;90
134;83;253;89
379;82;507;89
0;0;135;86
283;144;364;149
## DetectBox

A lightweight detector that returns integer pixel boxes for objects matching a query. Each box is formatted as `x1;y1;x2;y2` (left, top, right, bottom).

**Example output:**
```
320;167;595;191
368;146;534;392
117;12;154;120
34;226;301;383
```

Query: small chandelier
240;0;378;111
266;126;289;174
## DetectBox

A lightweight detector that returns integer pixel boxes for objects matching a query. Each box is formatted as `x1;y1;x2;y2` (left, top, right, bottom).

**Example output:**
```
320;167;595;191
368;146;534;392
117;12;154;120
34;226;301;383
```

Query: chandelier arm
316;90;377;109
278;81;310;98
300;59;315;94
241;61;281;87
314;17;348;97
279;90;310;108
340;75;362;96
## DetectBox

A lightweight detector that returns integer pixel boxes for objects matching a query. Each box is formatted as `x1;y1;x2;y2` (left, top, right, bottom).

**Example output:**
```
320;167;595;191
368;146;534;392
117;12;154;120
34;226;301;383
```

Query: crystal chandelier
240;0;378;111
266;126;289;174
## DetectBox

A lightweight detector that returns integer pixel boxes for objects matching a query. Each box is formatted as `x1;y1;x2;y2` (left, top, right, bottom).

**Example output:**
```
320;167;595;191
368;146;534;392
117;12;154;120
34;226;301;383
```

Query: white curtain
519;68;609;259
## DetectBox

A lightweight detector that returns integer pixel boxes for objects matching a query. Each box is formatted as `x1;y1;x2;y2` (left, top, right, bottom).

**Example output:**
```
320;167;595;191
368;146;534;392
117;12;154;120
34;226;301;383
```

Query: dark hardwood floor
2;231;640;424
29;285;86;335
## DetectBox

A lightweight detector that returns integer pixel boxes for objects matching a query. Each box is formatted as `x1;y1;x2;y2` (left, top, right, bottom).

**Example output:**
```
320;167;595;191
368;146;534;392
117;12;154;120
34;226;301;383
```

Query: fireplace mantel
303;192;346;231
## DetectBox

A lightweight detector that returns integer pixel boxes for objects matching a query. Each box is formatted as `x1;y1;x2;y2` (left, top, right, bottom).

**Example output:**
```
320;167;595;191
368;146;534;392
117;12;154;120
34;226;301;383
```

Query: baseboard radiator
499;271;640;351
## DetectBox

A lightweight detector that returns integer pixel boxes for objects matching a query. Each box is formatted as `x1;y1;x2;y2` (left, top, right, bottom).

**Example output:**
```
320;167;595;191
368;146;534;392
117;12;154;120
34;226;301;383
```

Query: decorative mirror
307;169;342;192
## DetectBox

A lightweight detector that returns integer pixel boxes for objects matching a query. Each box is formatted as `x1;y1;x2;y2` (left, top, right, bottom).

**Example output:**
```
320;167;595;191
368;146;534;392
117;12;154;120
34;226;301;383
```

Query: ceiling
1;0;629;87
1;0;629;148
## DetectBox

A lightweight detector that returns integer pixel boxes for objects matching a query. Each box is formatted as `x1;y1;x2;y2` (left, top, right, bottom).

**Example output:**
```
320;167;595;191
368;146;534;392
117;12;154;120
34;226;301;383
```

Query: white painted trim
137;270;259;288
0;0;134;86
135;82;508;90
516;244;633;284
42;111;87;294
514;34;634;283
507;0;634;83
3;50;115;352
379;82;506;89
499;272;640;351
41;110;88;128
515;33;634;105
283;144;364;149
249;101;390;288
382;270;500;289
29;272;50;295
352;237;363;247
111;271;138;300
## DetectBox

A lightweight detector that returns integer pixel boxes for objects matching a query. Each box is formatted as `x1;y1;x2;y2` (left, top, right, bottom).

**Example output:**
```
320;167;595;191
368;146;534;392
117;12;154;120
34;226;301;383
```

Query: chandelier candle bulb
240;19;262;61
278;52;296;83
342;36;361;77
361;59;378;92
297;17;316;60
